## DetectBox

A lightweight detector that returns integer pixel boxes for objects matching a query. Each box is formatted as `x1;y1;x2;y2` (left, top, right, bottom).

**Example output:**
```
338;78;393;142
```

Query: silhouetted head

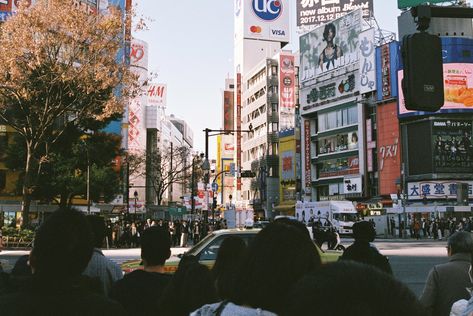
283;261;427;316
233;221;321;314
353;221;376;242
30;208;93;278
140;226;171;266
86;215;106;248
448;231;473;255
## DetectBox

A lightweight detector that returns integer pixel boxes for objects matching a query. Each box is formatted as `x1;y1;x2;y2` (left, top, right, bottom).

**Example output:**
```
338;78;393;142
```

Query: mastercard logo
250;25;262;33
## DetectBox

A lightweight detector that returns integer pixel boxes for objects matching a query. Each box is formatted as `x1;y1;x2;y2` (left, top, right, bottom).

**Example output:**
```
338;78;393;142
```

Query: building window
317;105;358;133
317;131;358;155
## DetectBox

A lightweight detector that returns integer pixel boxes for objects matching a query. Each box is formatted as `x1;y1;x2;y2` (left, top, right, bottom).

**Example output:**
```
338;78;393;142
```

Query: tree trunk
21;145;35;229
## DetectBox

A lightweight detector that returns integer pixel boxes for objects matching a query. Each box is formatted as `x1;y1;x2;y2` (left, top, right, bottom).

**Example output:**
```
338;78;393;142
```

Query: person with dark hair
111;225;172;315
318;23;343;71
0;208;124;315
211;236;247;300
420;231;473;316
83;215;123;297
192;221;321;315
450;253;473;315
283;261;427;316
339;220;392;274
160;255;217;316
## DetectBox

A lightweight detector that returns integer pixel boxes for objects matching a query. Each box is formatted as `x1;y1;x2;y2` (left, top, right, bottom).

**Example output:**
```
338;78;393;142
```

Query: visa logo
271;29;285;36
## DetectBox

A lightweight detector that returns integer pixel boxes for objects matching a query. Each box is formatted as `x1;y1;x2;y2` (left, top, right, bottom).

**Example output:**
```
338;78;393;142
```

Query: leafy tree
130;146;194;206
0;0;138;227
5;130;122;208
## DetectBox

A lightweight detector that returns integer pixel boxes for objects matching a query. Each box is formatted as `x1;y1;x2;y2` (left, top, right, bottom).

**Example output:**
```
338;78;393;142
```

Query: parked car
121;227;342;274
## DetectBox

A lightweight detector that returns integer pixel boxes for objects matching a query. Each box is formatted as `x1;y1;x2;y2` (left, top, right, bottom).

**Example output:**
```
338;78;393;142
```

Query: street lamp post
202;126;253;225
134;190;138;218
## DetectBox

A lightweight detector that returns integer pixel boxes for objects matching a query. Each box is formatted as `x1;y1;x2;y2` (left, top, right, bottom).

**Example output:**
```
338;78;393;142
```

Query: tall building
234;0;291;219
300;10;373;203
217;79;236;206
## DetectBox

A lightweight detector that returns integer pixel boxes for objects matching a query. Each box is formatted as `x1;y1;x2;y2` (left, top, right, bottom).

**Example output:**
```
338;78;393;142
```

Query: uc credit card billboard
398;37;473;117
235;0;290;43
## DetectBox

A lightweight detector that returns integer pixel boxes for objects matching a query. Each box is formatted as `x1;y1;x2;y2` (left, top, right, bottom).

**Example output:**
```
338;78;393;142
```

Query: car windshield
186;232;216;256
333;213;358;222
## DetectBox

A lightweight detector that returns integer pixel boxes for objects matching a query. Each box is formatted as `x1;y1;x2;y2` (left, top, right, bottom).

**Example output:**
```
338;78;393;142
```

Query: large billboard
377;102;401;195
299;9;362;84
399;63;473;117
296;0;372;27
398;37;473;117
279;53;295;130
235;0;290;43
147;83;167;108
432;119;473;174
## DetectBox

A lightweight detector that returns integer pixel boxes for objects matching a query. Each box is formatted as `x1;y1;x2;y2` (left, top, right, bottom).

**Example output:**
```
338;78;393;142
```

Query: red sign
236;73;242;191
377;102;401;195
0;0;12;11
304;120;311;193
223;90;234;131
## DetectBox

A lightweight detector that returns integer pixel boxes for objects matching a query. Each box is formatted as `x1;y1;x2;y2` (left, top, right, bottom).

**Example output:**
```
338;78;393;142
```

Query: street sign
212;182;218;192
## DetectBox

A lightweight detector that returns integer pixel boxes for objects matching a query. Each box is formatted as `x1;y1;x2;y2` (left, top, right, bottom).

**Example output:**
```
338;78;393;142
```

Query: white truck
296;201;359;235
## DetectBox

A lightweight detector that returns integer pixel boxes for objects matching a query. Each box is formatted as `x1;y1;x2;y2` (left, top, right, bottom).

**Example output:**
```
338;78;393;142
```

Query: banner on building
343;176;362;194
301;70;359;112
407;181;473;200
281;150;295;181
130;39;148;70
304;120;312;194
359;28;376;94
147;83;167;108
299;9;362;84
296;0;373;27
377;102;400;196
279;53;296;130
236;73;242;191
376;41;399;101
223;90;234;131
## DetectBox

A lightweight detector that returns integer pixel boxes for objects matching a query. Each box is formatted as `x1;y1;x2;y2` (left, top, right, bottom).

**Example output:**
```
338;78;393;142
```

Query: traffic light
401;32;444;112
212;197;217;209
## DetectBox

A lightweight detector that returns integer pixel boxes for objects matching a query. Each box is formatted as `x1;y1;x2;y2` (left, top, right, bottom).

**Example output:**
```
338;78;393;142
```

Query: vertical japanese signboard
359;28;376;94
236;73;242;191
279;53;295;130
223;90;234;131
304;120;312;195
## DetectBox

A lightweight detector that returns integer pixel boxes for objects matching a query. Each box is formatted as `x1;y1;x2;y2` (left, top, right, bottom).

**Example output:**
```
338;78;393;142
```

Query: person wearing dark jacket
420;231;473;316
0;208;124;316
339;220;392;274
111;225;172;315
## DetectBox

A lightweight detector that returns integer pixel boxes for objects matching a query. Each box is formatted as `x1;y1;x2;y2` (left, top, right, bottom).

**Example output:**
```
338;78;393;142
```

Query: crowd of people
107;218;226;249
2;209;473;315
